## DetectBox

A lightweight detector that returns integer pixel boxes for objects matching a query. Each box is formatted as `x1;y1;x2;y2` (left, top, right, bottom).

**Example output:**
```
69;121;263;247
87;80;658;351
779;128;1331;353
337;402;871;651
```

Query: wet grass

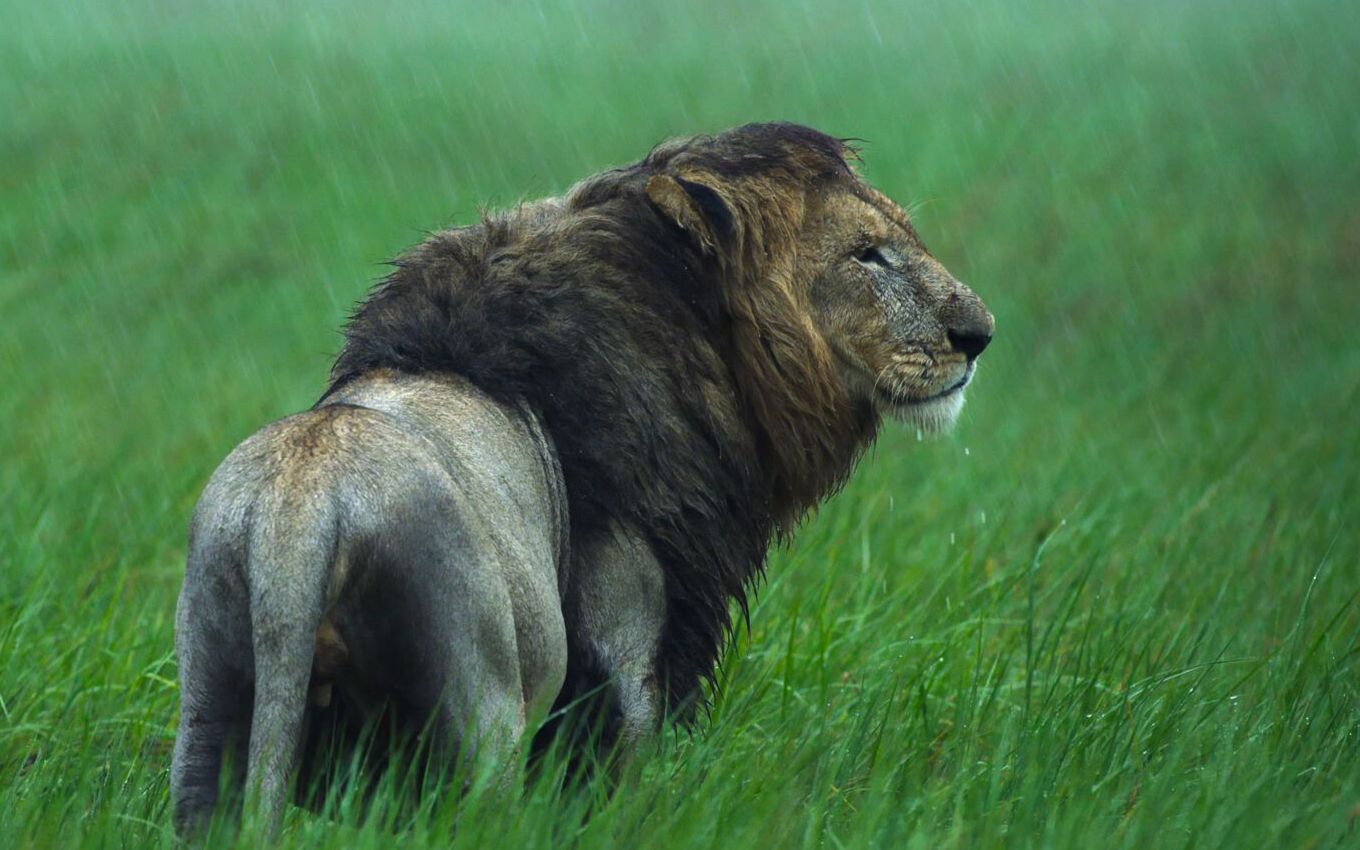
2;0;1358;846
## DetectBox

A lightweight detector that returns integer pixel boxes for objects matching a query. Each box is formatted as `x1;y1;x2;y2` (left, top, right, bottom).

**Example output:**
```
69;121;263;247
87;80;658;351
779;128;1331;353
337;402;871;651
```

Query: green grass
3;0;1359;846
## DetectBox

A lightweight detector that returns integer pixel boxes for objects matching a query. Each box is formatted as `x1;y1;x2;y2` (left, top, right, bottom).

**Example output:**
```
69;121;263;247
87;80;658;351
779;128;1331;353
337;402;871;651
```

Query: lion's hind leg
172;418;341;838
367;488;531;791
171;521;254;838
171;649;252;837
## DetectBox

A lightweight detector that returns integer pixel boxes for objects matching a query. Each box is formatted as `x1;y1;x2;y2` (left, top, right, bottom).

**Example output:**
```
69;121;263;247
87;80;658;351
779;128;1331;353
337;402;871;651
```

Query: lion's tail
242;486;336;835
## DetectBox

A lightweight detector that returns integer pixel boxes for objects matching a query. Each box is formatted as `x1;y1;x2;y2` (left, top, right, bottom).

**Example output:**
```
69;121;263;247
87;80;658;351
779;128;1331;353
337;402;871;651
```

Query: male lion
171;122;993;835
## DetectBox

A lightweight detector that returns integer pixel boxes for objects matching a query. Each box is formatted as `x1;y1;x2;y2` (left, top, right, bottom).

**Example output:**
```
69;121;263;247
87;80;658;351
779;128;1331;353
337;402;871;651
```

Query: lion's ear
645;174;735;254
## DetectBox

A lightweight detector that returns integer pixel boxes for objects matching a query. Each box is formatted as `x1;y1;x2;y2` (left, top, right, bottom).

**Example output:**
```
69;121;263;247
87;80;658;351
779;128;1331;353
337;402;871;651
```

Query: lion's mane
326;123;879;718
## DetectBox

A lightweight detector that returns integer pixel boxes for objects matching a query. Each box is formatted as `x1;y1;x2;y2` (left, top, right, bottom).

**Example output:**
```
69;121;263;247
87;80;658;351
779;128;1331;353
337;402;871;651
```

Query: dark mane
326;122;878;718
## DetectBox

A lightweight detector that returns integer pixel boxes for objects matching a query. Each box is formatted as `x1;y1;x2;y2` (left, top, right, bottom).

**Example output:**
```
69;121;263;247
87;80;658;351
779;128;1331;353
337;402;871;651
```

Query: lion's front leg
568;526;667;762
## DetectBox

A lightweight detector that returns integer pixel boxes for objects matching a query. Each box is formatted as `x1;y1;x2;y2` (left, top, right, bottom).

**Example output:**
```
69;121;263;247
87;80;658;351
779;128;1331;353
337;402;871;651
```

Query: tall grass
2;0;1357;846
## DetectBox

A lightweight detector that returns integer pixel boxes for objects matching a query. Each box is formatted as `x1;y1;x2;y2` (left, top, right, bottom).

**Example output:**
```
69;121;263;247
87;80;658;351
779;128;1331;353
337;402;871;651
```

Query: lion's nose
947;328;992;361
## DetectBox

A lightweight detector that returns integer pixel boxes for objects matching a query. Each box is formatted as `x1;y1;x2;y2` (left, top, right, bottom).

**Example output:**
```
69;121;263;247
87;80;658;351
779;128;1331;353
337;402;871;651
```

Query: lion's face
641;123;993;449
798;180;994;433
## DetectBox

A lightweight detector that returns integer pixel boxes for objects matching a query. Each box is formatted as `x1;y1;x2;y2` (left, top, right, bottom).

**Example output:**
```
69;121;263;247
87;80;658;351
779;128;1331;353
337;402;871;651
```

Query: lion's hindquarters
171;399;566;835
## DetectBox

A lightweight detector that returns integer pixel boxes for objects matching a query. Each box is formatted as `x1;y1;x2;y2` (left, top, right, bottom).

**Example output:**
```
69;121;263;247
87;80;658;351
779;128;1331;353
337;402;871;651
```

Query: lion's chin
885;386;967;433
873;362;974;434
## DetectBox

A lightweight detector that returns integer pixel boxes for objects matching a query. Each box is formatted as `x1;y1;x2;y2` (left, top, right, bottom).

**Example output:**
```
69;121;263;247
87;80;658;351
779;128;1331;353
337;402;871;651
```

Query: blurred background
2;0;1357;846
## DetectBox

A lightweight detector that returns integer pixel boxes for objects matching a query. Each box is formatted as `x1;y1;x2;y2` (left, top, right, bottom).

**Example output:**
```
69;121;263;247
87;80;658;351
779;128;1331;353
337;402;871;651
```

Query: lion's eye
854;245;890;268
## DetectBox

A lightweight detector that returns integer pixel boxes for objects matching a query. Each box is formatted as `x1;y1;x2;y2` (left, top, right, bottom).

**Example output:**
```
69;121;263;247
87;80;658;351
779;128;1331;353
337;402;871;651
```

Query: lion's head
330;123;995;714
637;124;994;514
798;181;995;430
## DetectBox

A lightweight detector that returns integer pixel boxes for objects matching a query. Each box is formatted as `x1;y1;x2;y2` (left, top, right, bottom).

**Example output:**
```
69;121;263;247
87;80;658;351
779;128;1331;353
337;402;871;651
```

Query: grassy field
3;0;1359;846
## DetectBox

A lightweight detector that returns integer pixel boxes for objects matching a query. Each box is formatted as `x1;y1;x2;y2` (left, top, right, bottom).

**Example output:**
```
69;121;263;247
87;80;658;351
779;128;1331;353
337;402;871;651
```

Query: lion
170;122;993;835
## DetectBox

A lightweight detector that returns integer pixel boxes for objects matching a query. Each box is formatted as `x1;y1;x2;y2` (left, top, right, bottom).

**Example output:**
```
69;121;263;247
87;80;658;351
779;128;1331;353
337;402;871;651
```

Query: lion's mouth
876;363;974;408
